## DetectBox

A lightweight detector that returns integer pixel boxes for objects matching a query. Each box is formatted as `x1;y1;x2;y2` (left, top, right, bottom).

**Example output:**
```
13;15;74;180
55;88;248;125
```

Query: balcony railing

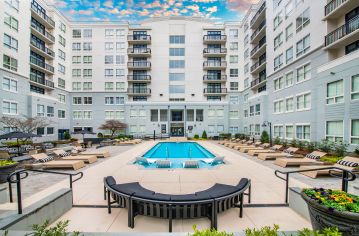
251;20;266;41
203;35;227;41
251;58;266;72
127;88;151;95
30;39;55;58
250;2;266;26
203;75;227;82
203;61;227;68
325;14;359;46
127;35;151;41
127;48;151;54
128;61;151;68
250;77;266;88
325;0;347;16
203;88;228;94
30;56;54;73
203;48;227;54
250;37;266;56
30;74;54;88
31;23;55;43
127;75;151;81
31;2;55;28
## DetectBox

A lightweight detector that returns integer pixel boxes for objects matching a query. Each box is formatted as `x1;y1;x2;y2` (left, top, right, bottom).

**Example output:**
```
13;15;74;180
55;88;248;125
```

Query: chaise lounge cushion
195;178;249;199
170;194;198;201
105;176;117;186
112;182;155;196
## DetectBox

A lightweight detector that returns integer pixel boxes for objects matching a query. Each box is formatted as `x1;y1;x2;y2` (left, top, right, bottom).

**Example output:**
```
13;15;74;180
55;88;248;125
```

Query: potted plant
301;188;359;236
0;159;18;183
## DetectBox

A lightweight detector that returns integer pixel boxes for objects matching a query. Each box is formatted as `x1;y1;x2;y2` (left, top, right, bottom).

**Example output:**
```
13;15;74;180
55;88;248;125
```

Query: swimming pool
137;142;221;169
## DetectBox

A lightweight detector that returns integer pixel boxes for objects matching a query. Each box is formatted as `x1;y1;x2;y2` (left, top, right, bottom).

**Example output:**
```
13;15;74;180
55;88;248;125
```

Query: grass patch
320;156;342;164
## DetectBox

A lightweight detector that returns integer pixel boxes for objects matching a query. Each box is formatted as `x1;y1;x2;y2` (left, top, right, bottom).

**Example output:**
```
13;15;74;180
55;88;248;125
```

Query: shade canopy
0;131;41;140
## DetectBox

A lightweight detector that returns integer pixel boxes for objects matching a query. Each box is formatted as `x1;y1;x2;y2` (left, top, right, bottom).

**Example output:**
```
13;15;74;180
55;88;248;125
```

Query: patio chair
257;147;301;160
53;149;97;164
239;143;270;153
29;153;85;170
202;156;224;165
298;156;359;178
231;140;254;150
156;160;171;168
274;151;327;168
247;145;283;156
224;139;241;147
135;156;156;165
183;160;199;168
79;149;111;158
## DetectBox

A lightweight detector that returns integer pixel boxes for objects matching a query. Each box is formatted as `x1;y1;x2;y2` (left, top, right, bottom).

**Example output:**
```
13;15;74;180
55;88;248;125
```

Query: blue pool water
138;142;219;169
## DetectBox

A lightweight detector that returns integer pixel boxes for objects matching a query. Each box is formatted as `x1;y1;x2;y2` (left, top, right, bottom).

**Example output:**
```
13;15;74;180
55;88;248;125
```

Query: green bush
318;139;333;153
63;131;71;140
260;131;269;143
245;225;279;236
97;132;103;138
320;156;342;164
306;141;317;152
219;133;232;140
290;139;297;148
31;220;79;236
332;141;348;157
273;137;281;145
190;225;233;236
297;140;305;150
202;131;207;139
0;160;17;166
194;134;199;139
117;134;134;140
3;140;32;147
235;133;247;140
298;227;342;236
280;139;288;148
355;146;359;155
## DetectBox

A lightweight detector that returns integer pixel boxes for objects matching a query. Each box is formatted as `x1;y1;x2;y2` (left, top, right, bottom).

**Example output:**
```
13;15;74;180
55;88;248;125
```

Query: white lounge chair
183;160;199;168
156;160;171;168
136;156;156;165
202;156;224;165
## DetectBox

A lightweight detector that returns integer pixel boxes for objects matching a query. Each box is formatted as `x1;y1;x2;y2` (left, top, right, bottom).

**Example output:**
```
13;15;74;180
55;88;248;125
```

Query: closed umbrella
0;131;41;156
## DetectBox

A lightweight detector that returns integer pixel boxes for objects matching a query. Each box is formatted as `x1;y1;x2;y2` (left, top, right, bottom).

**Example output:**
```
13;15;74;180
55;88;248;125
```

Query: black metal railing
30;56;54;73
325;0;347;16
31;2;55;27
30;39;55;58
203;48;227;54
274;167;357;204
31;24;55;42
127;48;151;54
30;73;54;88
325;14;359;46
251;20;266;41
127;75;151;81
203;35;227;41
128;61;151;68
250;2;266;26
250;37;266;56
127;88;151;94
250;77;266;87
250;57;266;72
203;75;227;81
203;88;227;94
127;35;151;41
203;61;227;67
7;169;83;214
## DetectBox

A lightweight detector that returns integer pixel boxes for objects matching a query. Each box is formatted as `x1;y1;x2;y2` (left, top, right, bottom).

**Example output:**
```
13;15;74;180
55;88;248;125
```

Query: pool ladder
166;147;169;160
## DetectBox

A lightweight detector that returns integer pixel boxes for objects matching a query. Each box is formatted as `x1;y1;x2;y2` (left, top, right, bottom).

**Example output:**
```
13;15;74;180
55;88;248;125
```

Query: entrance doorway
170;123;184;137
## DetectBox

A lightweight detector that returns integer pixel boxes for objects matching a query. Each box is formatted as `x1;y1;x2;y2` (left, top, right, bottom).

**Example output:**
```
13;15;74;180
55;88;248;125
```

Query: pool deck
5;140;355;232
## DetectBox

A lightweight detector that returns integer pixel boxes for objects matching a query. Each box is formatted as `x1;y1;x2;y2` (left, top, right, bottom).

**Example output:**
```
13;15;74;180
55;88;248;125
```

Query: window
105;69;114;77
296;8;310;32
244;78;249;88
285;72;294;87
116;29;125;37
273;11;283;30
37;104;45;117
73;111;82;119
83;69;92;77
327;80;344;104
326;121;343;142
160;110;168;121
3;34;18;51
285;24;293;41
83;56;92;64
274;54;283;71
83;29;92;38
116;69;125;77
105;111;124;120
230;42;238;50
116;55;125;64
169;35;185;44
229;110;239;119
72;43;81;51
286;97;294;112
60;22;66;33
105;42;114;50
285;125;294;139
72;69;81;77
59;35;66;46
296;34;310;57
351;75;359;100
116;42;125;50
83;111;92;119
47;106;54;117
105;82;114;91
274;32;283;50
229;29;238;38
296;93;311;110
2;77;17;92
230;82;238;91
169;73;185;81
150;110;158;122
83;42;92;51
351;120;359;144
169;48;185;56
2;101;17;114
230;69;238;77
274;100;284;113
274;77;284;91
229;56;238;63
73;97;82;105
6;0;19;11
72;29;81;38
58;49;66;60
84;97;92;105
169;60;185;68
243;93;249;102
3;55;17;71
72;82;81;91
72;56;81;64
58;94;65;103
105;29;114;37
255;104;261;115
296;125;310;140
286;47;293;64
37;128;44;136
230;96;239;104
46;127;54;135
285;0;294;18
274;126;284;138
58;78;65;89
186;110;194;121
296;63;311;82
4;13;18;31
58;110;66;119
116;82;125;91
196;110;203;122
169;85;185;93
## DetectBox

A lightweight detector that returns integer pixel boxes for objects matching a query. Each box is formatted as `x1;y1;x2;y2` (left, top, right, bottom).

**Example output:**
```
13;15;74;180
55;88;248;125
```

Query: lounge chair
247;145;283;156
274;151;327;168
29;153;85;170
183;160;199;168
79;150;111;158
156;160;171;168
239;143;270;153
231;141;254;150
298;156;359;178
257;147;301;161
224;139;241;147
53;149;97;164
202;156;224;165
136;156;156;165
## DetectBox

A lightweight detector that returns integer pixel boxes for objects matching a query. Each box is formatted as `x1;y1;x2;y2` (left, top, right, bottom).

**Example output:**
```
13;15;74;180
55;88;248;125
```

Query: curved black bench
104;176;251;232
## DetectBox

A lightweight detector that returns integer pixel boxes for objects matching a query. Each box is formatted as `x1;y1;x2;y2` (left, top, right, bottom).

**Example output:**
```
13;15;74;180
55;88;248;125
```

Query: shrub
320;156;342;164
31;220;79;236
0;160;17;166
194;134;199;139
290;139;297;148
280;139;288;148
235;133;247;140
190;225;233;236
298;227;342;236
3;140;33;147
318;139;333;153
63;131;71;140
332;141;349;157
260;131;270;143
273;137;281;145
306;141;317;152
219;133;231;140
355;146;359;156
245;225;279;236
97;132;104;138
202;131;207;139
297;140;305;150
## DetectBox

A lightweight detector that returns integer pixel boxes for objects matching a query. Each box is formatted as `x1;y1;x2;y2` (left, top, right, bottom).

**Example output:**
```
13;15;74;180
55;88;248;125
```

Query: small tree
202;130;207;139
98;120;127;137
194;134;199;139
281;139;288;148
318;139;332;153
273;136;281;145
0;116;50;134
63;131;71;140
333;141;348;157
260;131;269;143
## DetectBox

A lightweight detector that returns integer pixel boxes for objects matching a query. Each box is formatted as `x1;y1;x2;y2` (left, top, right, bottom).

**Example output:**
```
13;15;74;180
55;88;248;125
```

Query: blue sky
51;0;259;23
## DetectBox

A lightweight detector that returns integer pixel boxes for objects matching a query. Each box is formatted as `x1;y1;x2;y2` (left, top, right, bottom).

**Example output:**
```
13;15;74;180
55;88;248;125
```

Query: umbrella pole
17;138;20;156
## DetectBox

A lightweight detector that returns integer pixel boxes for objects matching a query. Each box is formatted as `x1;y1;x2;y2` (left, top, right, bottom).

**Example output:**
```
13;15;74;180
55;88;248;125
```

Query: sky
51;0;259;23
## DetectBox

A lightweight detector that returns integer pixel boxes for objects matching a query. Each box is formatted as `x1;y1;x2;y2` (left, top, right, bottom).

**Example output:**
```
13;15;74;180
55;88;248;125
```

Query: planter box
0;163;18;184
301;191;359;236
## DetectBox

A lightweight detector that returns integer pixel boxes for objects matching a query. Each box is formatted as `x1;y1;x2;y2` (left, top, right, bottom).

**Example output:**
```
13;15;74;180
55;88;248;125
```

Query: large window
296;8;310;32
274;32;283;50
229;110;239;119
169;48;185;56
296;93;311;110
285;72;294;87
3;55;17;71
326;121;343;142
296;63;310;82
273;11;283;30
4;13;18;31
150;110;158;122
285;125;294;139
274;125;284;138
296;125;310;140
3;33;18;51
169;85;185;93
327;80;344;104
274;54;283;71
274;77;284;91
105;111;124;120
2;77;17;92
169;60;185;68
286;97;294;112
352;75;359;100
2;100;17;114
169;35;185;44
351;120;359;144
274;100;284;113
285;24;293;41
169;73;185;81
296;34;310;57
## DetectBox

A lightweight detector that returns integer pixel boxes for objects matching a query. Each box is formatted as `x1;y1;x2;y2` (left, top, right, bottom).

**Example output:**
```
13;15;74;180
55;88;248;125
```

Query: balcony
203;61;227;69
29;74;54;90
203;35;227;43
250;20;266;44
31;2;55;29
31;24;55;44
250;77;267;90
203;75;227;83
30;56;54;75
203;48;227;57
250;2;266;29
128;48;151;57
250;37;266;59
324;0;358;20
127;75;151;82
325;14;359;49
128;61;151;70
250;58;266;74
203;88;228;95
127;88;151;96
127;35;151;44
30;39;55;59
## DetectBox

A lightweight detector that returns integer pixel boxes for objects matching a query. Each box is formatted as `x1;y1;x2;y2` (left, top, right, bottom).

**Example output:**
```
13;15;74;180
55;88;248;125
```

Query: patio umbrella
71;130;96;141
0;131;41;156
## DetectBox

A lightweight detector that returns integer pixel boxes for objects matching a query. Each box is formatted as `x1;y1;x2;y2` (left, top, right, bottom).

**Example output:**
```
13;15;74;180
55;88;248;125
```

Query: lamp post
262;121;272;146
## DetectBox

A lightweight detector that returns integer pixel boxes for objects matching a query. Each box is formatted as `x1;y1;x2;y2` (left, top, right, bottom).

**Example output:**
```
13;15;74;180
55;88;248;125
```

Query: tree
98;120;127;137
0;116;50;134
260;131;269;143
202;130;207;139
